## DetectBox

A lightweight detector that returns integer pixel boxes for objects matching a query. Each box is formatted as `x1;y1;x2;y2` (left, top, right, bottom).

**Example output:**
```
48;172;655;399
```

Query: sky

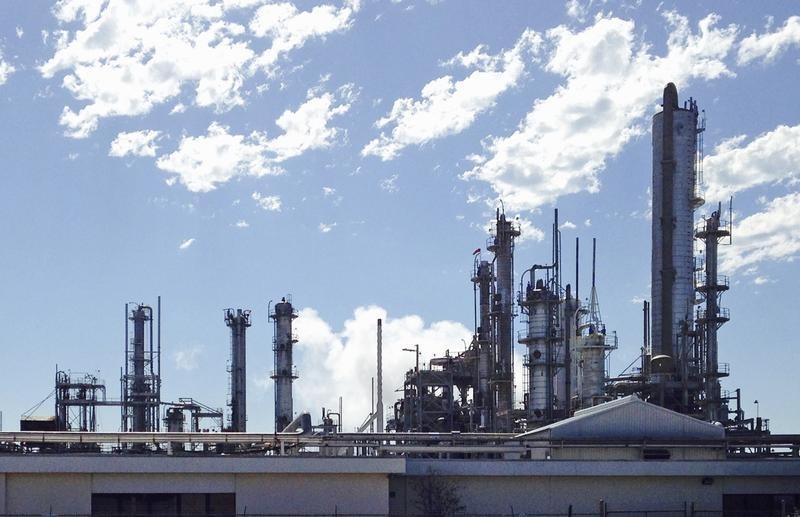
0;0;798;434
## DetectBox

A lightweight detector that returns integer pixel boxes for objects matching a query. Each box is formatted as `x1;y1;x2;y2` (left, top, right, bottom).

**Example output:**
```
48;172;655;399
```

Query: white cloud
737;15;800;65
318;222;337;233
703;124;800;202
380;174;399;193
235;219;249;228
155;88;351;192
174;346;203;371
16;26;24;39
264;86;353;161
362;30;541;161
322;186;336;196
0;48;15;86
752;275;771;286
178;237;196;250
559;220;577;230
157;122;280;192
40;0;360;137
565;0;590;23
249;0;360;76
252;191;282;212
109;129;162;157
720;192;800;273
463;12;738;213
286;306;472;431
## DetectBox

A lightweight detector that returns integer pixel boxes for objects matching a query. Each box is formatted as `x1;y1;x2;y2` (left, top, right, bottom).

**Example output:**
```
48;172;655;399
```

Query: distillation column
122;302;160;433
522;278;560;422
651;83;702;385
271;298;298;432
695;206;730;421
488;210;520;431
472;259;494;430
225;308;251;432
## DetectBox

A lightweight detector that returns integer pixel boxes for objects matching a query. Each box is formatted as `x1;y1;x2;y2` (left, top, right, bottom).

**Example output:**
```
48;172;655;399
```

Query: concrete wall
1;472;389;515
236;473;388;514
443;476;720;515
5;473;92;514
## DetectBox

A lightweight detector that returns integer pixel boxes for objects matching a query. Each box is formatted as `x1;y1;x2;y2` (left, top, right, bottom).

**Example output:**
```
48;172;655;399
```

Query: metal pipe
377;319;383;433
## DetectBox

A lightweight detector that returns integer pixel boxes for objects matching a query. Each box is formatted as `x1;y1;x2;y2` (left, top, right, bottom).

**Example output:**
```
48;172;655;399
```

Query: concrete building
2;397;798;515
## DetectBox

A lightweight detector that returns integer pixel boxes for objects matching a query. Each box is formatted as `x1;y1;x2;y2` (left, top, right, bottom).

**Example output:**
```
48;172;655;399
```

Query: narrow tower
651;83;702;383
225;308;251;432
121;301;161;433
487;209;520;431
471;258;495;430
270;297;298;432
695;205;731;421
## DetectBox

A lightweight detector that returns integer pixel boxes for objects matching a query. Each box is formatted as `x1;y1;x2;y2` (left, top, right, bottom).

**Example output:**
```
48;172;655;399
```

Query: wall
236;473;389;515
5;473;91;514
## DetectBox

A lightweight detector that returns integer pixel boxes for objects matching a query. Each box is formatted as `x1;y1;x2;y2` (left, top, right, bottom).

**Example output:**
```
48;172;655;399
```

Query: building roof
515;395;725;442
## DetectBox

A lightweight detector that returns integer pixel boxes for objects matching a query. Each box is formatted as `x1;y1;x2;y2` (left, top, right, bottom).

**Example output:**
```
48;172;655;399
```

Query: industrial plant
1;84;798;516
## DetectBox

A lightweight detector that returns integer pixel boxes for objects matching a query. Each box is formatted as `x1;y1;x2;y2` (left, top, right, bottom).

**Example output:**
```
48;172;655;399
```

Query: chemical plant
1;84;798;516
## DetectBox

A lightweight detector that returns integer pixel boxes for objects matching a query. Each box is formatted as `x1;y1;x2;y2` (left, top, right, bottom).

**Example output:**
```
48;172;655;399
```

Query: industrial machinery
121;301;162;433
13;82;767;449
270;297;299;432
225;308;251;432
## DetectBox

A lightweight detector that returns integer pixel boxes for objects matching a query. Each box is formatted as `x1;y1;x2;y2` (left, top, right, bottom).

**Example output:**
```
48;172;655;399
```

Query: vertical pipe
377;319;384;433
157;296;161;432
575;237;579;302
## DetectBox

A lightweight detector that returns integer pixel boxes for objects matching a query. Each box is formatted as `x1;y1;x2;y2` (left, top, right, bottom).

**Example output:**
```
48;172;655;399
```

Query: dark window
642;447;671;460
92;493;235;516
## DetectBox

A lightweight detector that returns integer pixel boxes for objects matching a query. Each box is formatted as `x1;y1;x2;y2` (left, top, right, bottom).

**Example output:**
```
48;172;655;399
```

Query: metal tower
225;308;251;432
55;370;107;432
121;300;161;433
651;83;702;388
471;258;495;430
519;210;564;423
487;208;520;432
695;204;731;421
270;297;298;432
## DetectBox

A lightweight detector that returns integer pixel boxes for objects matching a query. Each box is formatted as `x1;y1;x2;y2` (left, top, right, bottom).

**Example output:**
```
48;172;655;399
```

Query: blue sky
0;0;798;433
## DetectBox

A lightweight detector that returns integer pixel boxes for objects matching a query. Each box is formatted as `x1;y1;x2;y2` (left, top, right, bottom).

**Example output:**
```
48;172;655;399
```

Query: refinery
1;84;799;515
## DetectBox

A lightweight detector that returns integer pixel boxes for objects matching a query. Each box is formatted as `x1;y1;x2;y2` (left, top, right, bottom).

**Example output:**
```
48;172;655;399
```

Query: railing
695;307;730;321
694;271;729;289
270;366;299;379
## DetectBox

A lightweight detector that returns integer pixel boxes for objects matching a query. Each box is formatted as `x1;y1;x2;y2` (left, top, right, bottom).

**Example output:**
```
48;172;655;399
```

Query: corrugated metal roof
516;395;725;441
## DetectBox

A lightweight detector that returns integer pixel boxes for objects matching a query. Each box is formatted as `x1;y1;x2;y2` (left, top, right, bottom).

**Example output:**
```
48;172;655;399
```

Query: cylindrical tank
576;333;606;408
651;83;699;370
526;281;556;421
